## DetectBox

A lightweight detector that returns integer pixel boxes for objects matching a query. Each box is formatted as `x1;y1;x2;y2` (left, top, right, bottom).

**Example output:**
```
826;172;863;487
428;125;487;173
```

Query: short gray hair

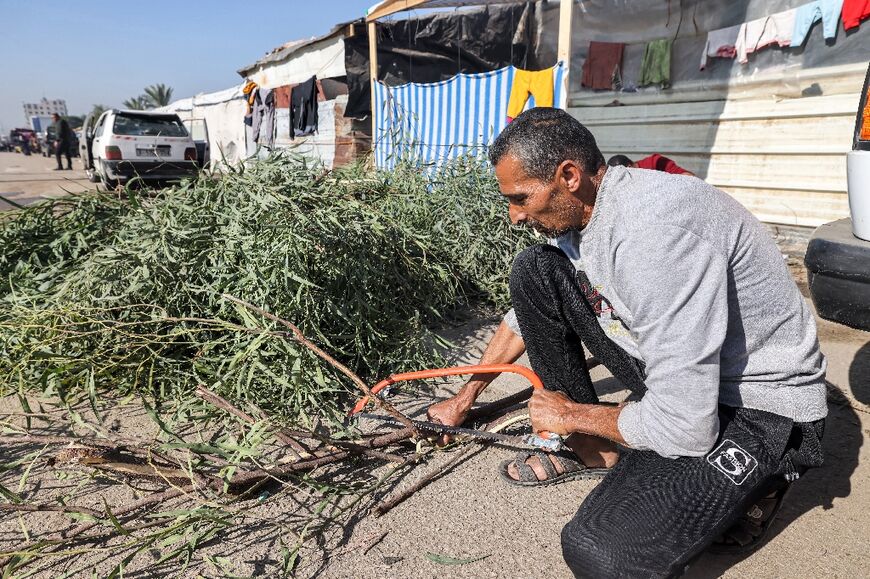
488;108;605;180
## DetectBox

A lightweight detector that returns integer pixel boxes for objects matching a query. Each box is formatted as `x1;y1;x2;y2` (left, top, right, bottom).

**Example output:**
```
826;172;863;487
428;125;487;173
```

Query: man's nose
509;206;526;225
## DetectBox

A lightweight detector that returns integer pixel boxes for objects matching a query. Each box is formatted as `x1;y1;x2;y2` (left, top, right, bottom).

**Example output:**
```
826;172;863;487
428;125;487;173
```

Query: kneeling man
428;108;827;577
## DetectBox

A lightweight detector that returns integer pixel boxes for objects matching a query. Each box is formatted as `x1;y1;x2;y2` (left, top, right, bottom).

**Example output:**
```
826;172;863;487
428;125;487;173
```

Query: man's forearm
529;388;630;446
457;319;525;403
566;403;628;446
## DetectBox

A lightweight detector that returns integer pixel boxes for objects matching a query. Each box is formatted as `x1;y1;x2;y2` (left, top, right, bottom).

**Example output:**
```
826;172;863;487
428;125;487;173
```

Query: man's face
495;153;587;237
52;114;59;121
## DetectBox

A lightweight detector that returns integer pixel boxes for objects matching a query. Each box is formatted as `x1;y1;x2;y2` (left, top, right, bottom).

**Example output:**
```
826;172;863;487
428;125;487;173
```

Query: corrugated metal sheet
568;67;865;227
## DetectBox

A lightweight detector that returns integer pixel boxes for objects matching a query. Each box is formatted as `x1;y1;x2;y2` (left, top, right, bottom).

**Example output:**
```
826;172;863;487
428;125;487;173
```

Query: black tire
97;160;119;189
86;167;100;183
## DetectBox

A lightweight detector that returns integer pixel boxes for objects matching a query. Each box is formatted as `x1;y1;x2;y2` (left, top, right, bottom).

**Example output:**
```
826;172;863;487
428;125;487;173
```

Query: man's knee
509;244;571;298
561;518;617;578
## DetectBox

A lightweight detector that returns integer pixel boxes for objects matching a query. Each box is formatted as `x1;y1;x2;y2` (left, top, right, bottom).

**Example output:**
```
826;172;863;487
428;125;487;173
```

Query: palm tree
122;95;150;110
144;84;173;108
90;104;108;118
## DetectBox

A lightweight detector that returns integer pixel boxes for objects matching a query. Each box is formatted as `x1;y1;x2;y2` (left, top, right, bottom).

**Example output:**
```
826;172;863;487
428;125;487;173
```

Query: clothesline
581;0;866;91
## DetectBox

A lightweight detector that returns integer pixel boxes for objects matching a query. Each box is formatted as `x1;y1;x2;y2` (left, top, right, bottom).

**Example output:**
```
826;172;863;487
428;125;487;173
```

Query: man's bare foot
506;433;619;481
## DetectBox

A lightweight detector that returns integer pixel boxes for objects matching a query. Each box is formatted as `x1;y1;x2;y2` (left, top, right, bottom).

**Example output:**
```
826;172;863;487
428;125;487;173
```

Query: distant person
52;113;73;170
608;153;695;176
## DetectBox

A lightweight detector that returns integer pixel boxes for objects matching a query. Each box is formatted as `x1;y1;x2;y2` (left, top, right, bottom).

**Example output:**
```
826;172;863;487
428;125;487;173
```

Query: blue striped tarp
374;63;566;170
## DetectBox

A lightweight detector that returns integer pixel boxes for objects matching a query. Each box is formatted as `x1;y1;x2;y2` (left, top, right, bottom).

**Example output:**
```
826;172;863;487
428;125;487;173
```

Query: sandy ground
2;301;867;578
0;151;92;210
0;198;867;576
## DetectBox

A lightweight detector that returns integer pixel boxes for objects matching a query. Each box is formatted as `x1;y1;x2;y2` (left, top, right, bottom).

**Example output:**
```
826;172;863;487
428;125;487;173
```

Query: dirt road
0;151;92;210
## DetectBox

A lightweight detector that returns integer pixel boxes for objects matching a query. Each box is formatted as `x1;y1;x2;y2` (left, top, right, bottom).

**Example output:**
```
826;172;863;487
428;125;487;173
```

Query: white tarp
159;84;248;167
243;35;346;89
268;96;343;169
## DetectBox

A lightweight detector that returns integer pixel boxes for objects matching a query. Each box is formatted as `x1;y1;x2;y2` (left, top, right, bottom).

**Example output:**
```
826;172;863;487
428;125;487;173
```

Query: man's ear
558;160;583;194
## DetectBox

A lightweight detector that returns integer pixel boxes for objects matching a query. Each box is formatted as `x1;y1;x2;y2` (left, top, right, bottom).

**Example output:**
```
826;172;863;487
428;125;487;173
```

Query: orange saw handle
349;364;555;440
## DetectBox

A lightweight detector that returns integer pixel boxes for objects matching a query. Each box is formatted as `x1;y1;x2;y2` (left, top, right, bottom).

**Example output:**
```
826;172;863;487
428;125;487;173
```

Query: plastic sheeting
273;97;343;169
345;2;540;117
241;35;346;89
373;63;567;170
158;85;248;167
534;0;870;96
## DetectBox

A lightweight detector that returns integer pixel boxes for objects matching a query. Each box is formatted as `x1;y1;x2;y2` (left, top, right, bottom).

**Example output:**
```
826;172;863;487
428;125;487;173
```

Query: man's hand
528;388;580;436
426;391;474;446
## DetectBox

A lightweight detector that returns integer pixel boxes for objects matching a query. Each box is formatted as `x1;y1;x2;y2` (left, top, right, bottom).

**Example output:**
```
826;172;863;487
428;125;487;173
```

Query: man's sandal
498;449;610;487
708;484;791;554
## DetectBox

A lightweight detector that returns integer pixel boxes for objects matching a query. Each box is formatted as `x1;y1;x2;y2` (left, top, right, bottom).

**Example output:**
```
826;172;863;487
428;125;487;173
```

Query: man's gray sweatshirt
505;166;827;458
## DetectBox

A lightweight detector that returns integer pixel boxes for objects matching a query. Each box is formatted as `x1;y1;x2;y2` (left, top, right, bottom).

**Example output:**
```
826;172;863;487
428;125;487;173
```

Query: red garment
582;42;624;90
843;0;870;29
274;86;292;108
635;154;691;175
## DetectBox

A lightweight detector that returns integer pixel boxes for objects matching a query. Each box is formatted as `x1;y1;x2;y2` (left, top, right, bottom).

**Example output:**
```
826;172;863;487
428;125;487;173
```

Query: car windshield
112;114;188;137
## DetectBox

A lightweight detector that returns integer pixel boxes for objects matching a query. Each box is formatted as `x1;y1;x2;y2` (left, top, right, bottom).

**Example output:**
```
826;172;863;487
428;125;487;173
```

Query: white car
79;109;202;186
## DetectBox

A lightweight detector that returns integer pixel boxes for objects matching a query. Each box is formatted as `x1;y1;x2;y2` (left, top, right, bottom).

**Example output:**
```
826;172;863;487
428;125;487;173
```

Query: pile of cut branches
0;154;535;575
0;154;532;425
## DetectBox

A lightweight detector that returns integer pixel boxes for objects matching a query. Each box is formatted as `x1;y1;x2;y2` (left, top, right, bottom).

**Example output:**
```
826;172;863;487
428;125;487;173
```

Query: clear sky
0;0;376;131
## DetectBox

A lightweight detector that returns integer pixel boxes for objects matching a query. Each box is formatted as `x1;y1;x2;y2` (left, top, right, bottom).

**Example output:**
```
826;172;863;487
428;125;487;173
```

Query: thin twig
195;385;306;460
196;385;404;463
222;293;419;434
373;413;524;518
374;444;481;517
0;503;102;517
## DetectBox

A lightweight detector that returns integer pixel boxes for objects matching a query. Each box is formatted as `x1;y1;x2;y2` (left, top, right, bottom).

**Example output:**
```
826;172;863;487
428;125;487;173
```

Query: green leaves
0;154;532;427
425;552;490;565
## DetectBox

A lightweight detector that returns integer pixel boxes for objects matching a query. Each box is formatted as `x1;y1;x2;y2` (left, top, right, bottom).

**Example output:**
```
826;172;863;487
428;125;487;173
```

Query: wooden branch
0;503;101;517
196;385;403;463
195;385;306;459
373;410;531;517
374;443;482;517
222;294;419;435
0;434;137;450
10;427;416;554
466;387;532;422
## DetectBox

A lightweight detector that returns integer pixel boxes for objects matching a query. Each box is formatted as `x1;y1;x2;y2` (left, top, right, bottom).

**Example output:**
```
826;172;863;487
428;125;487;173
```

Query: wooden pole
557;0;574;102
368;20;379;160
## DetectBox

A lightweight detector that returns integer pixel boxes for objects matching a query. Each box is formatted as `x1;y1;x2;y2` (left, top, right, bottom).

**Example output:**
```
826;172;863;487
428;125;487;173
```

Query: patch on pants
706;439;758;485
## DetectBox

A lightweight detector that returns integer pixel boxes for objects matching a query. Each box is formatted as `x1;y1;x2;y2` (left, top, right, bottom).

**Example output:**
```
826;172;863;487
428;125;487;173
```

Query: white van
79;109;201;186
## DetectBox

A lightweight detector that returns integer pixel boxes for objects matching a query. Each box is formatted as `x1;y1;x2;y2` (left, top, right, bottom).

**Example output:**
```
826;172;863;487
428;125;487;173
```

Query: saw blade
356;413;563;451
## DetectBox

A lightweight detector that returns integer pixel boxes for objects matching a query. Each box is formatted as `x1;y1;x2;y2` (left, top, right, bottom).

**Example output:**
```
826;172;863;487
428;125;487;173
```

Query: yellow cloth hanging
242;81;259;115
507;68;554;119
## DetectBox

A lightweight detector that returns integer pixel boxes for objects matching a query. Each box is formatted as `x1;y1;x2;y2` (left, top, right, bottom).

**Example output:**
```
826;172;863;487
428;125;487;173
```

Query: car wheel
86;167;100;183
97;161;119;189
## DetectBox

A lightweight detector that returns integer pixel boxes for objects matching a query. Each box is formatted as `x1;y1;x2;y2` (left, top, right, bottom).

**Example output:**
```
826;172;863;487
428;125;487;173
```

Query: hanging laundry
736;9;797;64
639;39;672;88
507;68;554;121
791;0;845;46
373;63;566;171
242;81;258;126
582;42;624;90
253;88;275;148
701;24;742;70
700;24;741;70
274;85;292;109
843;0;870;29
290;76;319;138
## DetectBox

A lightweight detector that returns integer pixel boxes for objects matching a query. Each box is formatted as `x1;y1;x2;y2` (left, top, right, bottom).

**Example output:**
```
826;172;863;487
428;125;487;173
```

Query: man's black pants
510;245;825;578
56;141;71;169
